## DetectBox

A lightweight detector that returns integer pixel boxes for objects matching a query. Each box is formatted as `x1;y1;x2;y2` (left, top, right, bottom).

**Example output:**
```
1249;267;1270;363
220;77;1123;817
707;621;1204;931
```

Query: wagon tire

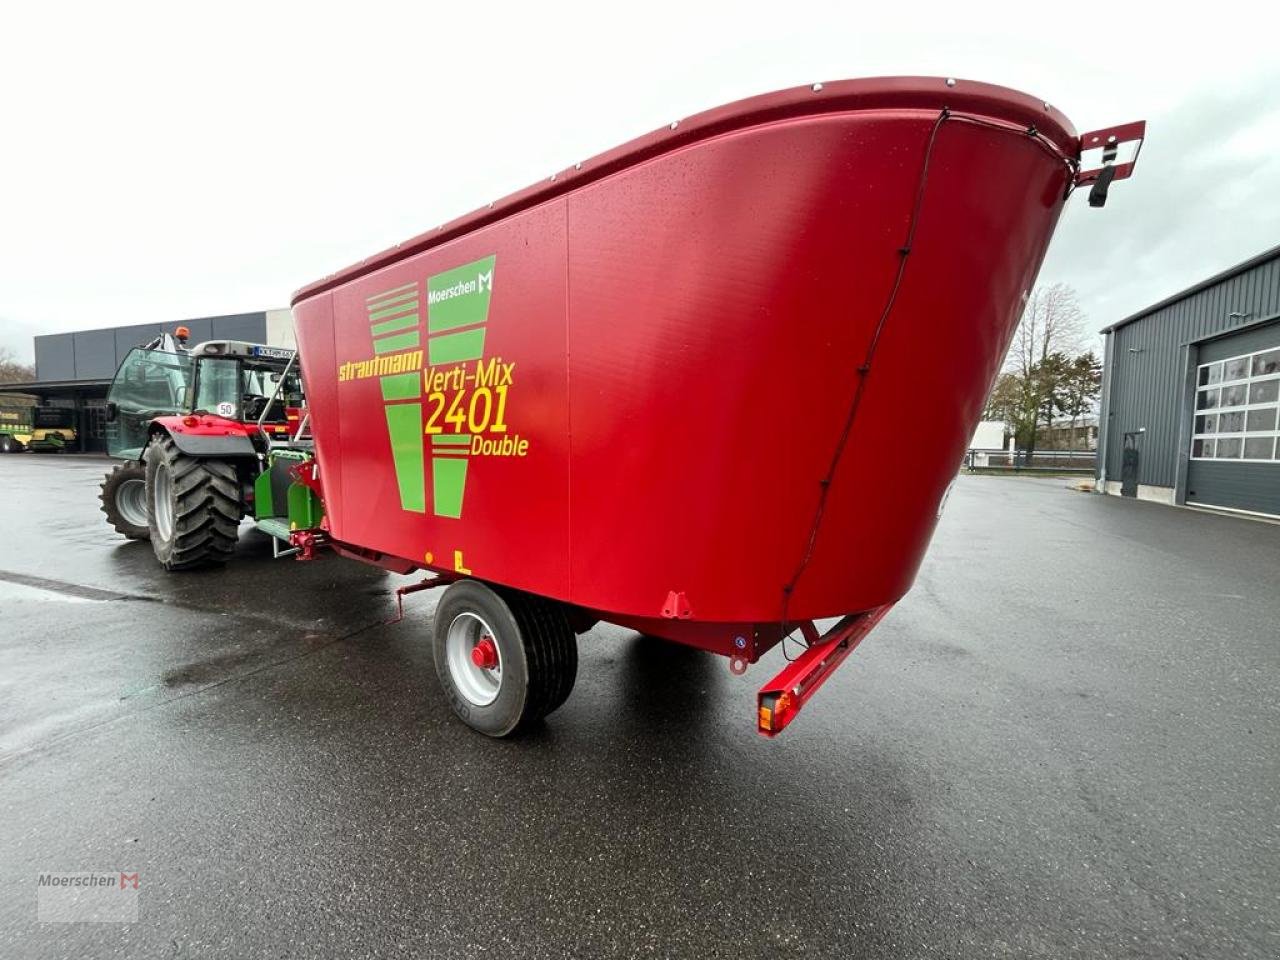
100;461;151;540
145;435;242;571
432;580;578;737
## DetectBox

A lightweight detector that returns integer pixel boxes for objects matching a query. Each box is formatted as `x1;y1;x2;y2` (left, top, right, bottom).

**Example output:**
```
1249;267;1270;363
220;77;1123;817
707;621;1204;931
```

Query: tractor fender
168;432;257;457
150;423;257;459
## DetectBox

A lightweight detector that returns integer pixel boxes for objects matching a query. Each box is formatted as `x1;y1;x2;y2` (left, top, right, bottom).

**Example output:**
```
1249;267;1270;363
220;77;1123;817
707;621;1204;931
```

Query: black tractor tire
0;435;23;453
432;580;578;737
100;461;150;541
144;435;243;570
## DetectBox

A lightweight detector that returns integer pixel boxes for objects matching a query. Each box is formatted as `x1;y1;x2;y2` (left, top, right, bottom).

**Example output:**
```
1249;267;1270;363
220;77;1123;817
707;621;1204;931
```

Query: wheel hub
470;636;499;670
444;612;503;707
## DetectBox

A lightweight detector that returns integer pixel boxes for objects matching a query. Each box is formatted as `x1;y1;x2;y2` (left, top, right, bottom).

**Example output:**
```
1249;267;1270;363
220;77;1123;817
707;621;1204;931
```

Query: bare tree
1006;283;1087;378
988;284;1092;462
0;346;36;385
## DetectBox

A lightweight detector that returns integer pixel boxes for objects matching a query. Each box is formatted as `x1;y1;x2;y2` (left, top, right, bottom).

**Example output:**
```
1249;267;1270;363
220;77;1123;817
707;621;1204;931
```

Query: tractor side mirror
104;402;118;423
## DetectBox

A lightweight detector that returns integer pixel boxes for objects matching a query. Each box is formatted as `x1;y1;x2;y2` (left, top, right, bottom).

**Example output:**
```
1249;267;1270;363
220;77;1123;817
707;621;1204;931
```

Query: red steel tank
290;77;1144;736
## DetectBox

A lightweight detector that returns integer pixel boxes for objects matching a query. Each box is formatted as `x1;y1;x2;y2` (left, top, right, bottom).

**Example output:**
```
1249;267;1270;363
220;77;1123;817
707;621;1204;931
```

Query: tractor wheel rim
153;466;174;541
117;478;148;528
445;611;502;707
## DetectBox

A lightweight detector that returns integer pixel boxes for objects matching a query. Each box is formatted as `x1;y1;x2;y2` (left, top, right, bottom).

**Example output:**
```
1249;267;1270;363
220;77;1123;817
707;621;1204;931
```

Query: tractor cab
106;340;304;459
187;340;303;430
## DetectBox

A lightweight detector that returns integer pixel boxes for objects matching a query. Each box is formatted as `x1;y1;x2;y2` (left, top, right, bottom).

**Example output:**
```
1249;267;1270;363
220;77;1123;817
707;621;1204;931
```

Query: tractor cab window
193;358;242;418
192;358;303;423
240;363;303;423
106;348;195;459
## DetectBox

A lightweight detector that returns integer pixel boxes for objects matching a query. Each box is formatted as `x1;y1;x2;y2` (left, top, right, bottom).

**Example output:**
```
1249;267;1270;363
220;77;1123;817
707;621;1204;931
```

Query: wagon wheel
432;580;578;737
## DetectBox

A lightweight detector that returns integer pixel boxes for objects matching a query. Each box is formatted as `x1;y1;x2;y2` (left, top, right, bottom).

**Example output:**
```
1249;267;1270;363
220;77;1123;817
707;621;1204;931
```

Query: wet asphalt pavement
0;455;1277;959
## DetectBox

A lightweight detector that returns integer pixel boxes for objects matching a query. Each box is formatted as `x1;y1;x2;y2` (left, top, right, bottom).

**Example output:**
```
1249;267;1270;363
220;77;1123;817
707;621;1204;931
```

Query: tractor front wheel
145;435;243;570
432;580;578;737
0;435;23;454
100;461;150;540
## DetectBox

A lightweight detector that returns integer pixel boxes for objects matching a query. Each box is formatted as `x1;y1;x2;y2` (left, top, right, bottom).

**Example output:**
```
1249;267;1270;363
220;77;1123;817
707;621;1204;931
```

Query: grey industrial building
1097;244;1280;518
1;309;293;453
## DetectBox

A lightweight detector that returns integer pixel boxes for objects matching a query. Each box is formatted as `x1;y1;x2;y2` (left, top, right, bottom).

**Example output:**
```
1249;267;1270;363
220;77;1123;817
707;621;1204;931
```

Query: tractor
99;329;315;570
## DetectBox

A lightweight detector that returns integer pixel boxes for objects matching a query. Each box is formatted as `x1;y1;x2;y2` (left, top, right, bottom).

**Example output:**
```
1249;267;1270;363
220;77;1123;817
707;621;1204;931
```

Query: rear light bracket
756;605;893;737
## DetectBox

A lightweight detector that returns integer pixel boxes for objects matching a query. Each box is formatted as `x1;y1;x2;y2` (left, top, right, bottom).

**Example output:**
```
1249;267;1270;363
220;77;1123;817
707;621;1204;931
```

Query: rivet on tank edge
812;82;824;92
669;121;679;130
945;77;957;87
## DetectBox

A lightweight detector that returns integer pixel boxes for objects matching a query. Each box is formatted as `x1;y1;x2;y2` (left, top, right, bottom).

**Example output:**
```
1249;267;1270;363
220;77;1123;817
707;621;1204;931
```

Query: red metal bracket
288;458;324;499
756;605;892;737
388;574;454;625
288;529;327;562
1075;120;1146;185
661;590;693;619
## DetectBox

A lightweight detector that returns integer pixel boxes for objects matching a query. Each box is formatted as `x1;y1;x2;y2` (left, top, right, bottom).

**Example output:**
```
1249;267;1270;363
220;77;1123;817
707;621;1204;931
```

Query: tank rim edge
290;75;1078;307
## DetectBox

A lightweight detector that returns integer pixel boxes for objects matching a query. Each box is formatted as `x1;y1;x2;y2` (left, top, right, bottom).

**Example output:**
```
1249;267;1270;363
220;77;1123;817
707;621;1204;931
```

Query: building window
1192;347;1280;462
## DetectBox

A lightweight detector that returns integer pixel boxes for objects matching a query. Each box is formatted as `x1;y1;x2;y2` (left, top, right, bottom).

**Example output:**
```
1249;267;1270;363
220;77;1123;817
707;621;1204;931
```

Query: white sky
2;0;1277;364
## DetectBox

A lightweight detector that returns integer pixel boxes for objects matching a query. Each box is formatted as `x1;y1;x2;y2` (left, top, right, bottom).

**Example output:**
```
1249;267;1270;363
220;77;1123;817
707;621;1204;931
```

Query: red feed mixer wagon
285;76;1143;738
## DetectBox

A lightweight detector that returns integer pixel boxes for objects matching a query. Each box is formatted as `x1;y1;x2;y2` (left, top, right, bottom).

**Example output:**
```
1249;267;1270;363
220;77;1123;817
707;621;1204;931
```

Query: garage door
1187;321;1280;516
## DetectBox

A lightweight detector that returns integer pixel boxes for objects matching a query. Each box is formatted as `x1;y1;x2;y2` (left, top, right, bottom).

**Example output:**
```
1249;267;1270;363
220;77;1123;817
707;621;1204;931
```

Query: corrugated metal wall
1103;252;1280;489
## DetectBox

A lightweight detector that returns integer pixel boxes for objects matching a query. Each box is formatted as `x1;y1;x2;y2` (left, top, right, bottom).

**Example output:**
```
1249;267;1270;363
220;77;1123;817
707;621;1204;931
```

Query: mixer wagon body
290;77;1143;735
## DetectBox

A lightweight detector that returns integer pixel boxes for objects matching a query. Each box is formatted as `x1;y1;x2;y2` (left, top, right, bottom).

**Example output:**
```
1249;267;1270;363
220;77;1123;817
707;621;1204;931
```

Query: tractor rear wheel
0;435;22;453
100;461;150;540
145;435;243;570
432;580;578;737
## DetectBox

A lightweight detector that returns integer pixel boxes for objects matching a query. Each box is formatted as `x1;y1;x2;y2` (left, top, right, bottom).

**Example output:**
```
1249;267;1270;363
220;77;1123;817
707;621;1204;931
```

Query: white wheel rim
117;478;148;528
153;466;174;541
445;611;503;707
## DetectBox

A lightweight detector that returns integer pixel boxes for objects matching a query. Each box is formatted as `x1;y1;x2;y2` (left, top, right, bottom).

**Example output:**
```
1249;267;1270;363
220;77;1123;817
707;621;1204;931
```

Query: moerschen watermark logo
36;871;140;923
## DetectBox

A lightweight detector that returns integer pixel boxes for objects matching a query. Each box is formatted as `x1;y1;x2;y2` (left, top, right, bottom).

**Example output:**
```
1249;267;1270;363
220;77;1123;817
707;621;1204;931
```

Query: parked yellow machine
0;401;77;453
